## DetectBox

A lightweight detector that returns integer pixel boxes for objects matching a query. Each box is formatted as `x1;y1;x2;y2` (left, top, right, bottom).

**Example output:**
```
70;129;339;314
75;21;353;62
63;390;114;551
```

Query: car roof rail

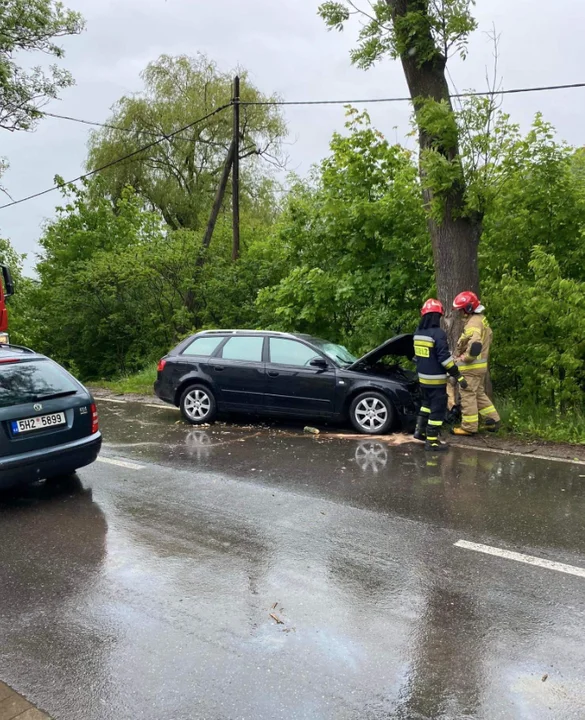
0;342;36;354
198;329;295;338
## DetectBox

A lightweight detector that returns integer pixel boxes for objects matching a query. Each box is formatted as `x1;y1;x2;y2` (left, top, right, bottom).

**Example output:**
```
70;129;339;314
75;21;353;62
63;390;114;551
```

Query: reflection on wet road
0;400;584;720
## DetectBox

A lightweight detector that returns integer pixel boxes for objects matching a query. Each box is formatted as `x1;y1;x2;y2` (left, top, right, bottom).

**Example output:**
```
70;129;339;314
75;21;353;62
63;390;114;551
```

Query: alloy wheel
183;389;212;422
354;397;389;432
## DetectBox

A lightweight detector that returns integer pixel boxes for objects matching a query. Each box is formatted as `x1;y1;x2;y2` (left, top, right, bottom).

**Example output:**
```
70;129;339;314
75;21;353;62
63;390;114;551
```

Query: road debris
269;613;284;625
542;674;548;682
304;426;320;435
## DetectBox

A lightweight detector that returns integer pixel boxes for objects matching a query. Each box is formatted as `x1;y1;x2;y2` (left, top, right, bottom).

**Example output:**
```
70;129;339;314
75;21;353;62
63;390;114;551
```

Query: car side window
182;336;225;357
269;338;321;367
220;336;264;362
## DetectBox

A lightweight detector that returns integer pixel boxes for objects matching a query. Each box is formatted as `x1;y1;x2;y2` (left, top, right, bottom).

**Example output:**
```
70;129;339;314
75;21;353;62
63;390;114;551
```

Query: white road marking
97;457;144;470
455;540;585;579
451;442;585;467
95;397;177;411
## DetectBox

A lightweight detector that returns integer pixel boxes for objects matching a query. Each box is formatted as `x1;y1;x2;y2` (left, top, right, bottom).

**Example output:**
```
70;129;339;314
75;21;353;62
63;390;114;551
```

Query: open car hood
347;333;414;371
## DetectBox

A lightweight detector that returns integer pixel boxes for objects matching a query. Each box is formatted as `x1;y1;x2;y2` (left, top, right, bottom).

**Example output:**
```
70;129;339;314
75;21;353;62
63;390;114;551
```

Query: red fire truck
0;263;14;344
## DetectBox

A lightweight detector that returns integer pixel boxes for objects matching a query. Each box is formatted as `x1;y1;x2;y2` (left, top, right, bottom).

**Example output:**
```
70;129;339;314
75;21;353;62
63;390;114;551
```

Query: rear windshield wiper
32;390;78;401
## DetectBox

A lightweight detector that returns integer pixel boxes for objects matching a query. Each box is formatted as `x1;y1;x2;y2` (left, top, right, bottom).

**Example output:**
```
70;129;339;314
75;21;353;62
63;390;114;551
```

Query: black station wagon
155;330;419;435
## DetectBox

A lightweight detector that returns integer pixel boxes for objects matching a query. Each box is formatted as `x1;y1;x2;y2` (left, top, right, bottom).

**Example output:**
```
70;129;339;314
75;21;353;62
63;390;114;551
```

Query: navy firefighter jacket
413;327;456;386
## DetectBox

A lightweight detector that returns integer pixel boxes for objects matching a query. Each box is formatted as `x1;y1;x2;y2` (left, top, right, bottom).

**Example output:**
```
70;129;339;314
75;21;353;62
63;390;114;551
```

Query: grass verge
497;397;585;445
96;363;157;395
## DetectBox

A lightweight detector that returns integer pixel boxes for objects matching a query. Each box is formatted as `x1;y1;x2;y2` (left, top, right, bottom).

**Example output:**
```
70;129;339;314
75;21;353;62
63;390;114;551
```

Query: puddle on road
95;400;585;559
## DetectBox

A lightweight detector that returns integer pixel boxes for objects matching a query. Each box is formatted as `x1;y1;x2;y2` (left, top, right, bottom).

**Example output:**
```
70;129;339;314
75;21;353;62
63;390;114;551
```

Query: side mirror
1;265;14;298
310;357;328;370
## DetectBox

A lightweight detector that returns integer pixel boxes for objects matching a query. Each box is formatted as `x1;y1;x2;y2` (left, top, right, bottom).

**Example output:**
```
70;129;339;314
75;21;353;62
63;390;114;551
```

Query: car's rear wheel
180;385;217;425
349;392;394;435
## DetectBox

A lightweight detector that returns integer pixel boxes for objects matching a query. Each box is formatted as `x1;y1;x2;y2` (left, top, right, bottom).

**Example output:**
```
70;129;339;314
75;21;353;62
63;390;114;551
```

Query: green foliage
0;0;84;132
486;248;585;410
319;0;477;68
30;183;174;377
257;110;433;355
417;99;460;150
456;96;520;216
86;54;286;232
24;177;287;379
480;116;585;279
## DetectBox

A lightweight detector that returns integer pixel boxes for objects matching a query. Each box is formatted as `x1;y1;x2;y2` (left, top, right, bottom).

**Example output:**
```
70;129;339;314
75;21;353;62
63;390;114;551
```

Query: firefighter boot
484;418;501;433
413;415;428;441
452;427;476;437
425;437;449;452
425;429;448;452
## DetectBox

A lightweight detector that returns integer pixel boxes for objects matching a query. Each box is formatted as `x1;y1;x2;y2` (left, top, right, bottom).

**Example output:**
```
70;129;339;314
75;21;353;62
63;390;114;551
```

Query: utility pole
202;140;235;250
232;75;241;261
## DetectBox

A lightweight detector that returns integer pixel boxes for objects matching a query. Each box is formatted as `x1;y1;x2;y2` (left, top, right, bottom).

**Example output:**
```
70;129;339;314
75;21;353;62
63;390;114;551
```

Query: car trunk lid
0;358;93;458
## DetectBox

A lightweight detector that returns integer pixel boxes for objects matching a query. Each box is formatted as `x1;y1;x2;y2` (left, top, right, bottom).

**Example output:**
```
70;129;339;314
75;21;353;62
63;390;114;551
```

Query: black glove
458;376;468;390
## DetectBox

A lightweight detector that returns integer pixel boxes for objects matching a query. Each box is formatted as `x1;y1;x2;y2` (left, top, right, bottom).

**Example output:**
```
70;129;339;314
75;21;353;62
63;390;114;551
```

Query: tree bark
386;0;481;346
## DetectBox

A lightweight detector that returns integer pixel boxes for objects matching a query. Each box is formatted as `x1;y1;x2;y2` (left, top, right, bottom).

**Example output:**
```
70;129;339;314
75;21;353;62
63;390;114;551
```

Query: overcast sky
2;0;584;272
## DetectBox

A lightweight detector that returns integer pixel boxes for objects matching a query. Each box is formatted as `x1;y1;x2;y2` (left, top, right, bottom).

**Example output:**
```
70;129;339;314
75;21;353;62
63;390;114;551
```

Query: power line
241;81;585;106
42;111;164;138
6;80;585;211
0;104;231;211
39;81;585;133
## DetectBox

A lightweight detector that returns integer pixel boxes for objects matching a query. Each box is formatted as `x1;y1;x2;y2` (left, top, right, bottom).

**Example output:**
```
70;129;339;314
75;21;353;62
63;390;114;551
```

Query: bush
486;248;585;411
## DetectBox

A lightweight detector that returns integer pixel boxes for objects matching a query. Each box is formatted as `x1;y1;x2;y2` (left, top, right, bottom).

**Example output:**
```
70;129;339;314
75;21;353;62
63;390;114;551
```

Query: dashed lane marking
455;539;585;579
97;457;144;470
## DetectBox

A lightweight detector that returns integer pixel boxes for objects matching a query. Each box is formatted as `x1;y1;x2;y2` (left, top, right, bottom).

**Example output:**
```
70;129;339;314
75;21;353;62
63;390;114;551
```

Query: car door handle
214;366;225;372
268;371;280;377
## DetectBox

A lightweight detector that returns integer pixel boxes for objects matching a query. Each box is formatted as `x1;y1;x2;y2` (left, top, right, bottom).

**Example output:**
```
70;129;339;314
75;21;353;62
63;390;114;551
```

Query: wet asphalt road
1;401;585;720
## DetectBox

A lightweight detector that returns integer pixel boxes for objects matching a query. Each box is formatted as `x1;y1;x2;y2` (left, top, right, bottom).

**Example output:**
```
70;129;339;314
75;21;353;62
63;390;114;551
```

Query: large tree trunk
387;0;481;346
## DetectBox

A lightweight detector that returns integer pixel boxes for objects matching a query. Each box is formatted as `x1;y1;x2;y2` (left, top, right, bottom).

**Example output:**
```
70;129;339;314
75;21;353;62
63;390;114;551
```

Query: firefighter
451;291;501;436
413;299;468;452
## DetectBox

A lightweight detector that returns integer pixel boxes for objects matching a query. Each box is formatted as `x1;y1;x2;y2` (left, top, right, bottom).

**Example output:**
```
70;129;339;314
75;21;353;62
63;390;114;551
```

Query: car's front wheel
180;384;217;425
349;391;394;435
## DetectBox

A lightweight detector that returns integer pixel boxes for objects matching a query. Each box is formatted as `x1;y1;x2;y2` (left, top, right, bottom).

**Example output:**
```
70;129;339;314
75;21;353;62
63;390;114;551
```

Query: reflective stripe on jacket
456;314;493;373
414;327;455;386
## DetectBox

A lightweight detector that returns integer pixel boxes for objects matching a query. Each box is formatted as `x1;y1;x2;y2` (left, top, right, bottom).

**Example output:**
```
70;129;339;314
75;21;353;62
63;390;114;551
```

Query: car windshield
310;339;357;367
0;359;79;408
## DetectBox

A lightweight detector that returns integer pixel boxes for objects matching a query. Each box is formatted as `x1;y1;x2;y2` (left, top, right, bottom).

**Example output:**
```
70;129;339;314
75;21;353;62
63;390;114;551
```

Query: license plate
11;412;67;434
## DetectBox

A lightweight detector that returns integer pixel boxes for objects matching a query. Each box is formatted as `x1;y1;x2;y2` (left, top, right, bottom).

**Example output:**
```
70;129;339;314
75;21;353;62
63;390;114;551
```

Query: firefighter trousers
447;381;459;411
419;384;448;440
460;371;500;433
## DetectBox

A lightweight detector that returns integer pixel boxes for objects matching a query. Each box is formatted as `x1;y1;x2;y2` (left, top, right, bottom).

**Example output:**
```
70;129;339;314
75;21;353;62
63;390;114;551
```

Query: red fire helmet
421;298;444;316
453;291;481;313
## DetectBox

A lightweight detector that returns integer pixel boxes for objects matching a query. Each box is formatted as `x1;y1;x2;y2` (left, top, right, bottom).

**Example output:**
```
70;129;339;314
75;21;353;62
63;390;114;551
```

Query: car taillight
157;358;167;372
91;403;99;434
